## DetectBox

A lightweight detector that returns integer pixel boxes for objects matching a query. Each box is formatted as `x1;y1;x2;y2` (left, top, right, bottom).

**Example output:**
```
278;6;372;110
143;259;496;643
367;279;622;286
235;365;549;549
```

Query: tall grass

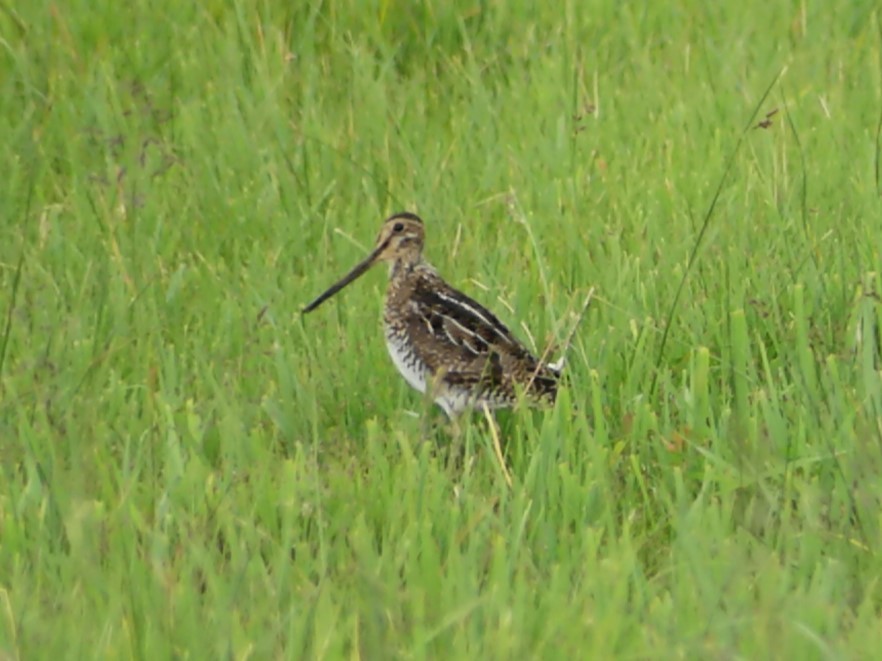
2;0;881;656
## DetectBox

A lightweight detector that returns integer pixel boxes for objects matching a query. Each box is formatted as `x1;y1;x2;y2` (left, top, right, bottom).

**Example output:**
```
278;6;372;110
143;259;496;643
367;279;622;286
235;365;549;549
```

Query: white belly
385;336;428;395
386;332;482;418
384;334;473;417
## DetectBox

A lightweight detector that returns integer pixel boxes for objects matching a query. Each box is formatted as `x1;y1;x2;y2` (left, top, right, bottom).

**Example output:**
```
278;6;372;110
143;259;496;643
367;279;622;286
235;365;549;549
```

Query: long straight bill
301;245;384;314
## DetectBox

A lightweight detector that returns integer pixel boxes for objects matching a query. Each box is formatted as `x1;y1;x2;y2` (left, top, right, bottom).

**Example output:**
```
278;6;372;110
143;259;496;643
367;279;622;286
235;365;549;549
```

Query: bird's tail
545;287;595;374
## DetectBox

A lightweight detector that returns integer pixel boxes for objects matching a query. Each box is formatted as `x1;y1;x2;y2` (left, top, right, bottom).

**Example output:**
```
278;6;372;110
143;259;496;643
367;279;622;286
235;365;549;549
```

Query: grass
2;0;882;657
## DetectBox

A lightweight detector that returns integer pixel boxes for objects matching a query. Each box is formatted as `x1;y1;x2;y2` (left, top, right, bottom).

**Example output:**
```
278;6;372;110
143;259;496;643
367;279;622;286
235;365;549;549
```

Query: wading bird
302;212;564;417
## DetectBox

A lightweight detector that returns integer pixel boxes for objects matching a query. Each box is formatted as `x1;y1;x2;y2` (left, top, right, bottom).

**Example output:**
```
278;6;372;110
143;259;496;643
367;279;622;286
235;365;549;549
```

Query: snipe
302;212;561;416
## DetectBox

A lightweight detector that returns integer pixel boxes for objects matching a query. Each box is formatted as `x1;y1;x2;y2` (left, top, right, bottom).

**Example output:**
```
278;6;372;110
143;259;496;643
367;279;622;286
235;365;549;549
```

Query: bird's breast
384;326;429;395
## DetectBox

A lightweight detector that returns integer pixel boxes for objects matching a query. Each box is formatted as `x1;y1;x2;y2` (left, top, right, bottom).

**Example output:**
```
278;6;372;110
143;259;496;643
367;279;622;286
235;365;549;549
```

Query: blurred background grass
2;0;882;657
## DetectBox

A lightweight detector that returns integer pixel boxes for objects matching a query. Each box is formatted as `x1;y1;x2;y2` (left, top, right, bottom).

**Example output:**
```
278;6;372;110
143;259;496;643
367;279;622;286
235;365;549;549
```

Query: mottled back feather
384;263;558;411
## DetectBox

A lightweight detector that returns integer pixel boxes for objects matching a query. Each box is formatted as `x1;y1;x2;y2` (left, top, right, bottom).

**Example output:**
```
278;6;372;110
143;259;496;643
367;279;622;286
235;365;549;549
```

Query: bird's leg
440;418;462;475
419;367;452;442
417;396;436;442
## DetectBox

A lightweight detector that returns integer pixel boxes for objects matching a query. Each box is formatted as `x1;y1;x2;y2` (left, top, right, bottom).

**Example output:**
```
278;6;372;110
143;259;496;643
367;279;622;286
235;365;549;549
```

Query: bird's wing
403;273;547;392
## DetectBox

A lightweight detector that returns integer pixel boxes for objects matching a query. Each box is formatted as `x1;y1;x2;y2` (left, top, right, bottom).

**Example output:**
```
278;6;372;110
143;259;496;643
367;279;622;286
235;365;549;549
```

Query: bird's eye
393;222;405;233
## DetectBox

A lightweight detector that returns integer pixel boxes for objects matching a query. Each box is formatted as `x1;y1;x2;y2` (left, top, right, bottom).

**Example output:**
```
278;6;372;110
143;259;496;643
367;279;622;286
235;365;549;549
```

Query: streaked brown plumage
302;212;560;416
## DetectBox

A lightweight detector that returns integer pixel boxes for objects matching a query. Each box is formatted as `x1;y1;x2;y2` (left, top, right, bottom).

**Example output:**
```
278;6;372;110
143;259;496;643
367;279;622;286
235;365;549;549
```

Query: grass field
2;0;882;657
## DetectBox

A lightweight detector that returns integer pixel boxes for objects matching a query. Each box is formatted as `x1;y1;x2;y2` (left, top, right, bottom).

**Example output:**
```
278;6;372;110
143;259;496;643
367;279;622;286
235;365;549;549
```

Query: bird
301;212;562;417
